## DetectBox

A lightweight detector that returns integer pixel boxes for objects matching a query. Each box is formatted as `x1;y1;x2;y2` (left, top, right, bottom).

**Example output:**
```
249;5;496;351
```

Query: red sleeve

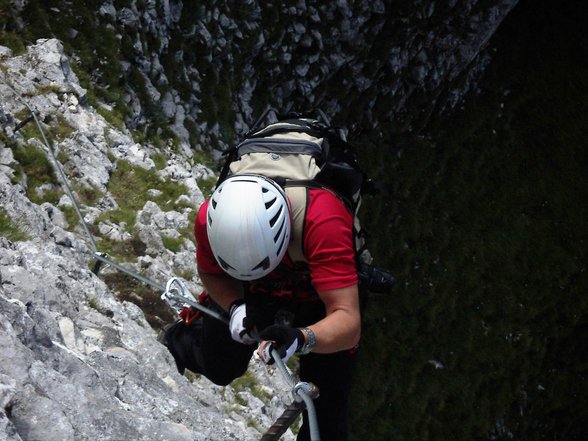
304;189;358;291
194;200;225;274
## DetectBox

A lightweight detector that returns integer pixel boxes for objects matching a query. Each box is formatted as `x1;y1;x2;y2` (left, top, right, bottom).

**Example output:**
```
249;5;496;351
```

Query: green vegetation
151;152;167;170
286;355;299;373
13;105;74;145
10;141;62;204
192;148;217;170
1;0;258;151
3;1;585;439
0;29;26;54
231;368;302;434
4;130;192;331
108;159;192;211
161;235;185;253
245;417;264;433
96;159;193;234
96;236;148;262
21;83;62;98
232;370;273;403
6;106;75;206
87;297;98;310
13;107;30;122
184;370;202;383
74;183;103;206
196;175;217;199
350;2;588;440
3;0;170;144
48;114;76;142
0;208;30;242
102;272;176;329
13;118;39;141
93;100;127;132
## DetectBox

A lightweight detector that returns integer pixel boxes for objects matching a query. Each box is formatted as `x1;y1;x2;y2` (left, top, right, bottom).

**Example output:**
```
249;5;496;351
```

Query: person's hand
258;325;304;365
228;300;259;344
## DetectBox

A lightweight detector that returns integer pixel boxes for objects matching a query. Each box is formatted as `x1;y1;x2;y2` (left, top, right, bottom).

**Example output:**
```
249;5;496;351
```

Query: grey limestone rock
0;39;294;441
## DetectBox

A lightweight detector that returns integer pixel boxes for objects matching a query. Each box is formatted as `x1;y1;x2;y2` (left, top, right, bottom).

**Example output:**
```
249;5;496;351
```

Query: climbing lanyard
162;281;322;441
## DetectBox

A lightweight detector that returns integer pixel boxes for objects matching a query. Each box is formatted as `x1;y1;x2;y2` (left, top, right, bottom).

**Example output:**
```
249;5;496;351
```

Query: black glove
258;325;304;365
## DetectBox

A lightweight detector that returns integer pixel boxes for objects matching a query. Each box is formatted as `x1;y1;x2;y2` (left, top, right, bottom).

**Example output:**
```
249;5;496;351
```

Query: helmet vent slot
276;231;287;256
269;205;283;227
274;222;284;242
265;196;277;209
218;256;235;271
252;257;270;271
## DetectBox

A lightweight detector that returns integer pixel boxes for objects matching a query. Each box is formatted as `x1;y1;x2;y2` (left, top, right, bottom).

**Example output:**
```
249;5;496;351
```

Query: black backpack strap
243;105;276;138
216;146;238;188
285;179;354;212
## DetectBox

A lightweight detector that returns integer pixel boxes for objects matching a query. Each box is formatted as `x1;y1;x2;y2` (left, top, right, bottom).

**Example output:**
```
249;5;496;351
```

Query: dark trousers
164;298;358;441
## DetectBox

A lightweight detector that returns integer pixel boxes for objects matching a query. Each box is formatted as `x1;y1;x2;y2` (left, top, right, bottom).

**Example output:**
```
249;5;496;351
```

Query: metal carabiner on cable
269;351;321;441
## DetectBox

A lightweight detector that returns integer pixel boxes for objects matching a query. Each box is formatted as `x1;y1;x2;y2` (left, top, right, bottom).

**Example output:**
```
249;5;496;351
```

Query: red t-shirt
195;188;358;296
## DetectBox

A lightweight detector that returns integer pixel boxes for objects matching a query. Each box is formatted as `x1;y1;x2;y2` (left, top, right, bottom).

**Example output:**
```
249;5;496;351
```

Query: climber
160;174;361;441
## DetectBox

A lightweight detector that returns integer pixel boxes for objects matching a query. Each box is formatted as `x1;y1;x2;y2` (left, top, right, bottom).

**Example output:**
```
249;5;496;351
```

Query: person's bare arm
198;266;243;311
303;284;361;353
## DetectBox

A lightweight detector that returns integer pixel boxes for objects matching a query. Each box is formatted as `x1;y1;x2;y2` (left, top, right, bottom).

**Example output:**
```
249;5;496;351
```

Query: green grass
15;119;40;141
92;159;197;301
13;106;74;144
95;208;136;232
101;271;176;329
0;208;30;242
184;370;202;383
0;29;26;54
21;83;63;98
151;152;167;170
10;142;62;204
7;106;77;207
95;236;148;262
50;114;76;142
196;175;217;199
232;370;272;403
74;183;103;206
87;297;98;310
349;2;588;440
13;107;30;122
107;159;193;212
95;158;194;235
161;235;185;253
95;103;127;131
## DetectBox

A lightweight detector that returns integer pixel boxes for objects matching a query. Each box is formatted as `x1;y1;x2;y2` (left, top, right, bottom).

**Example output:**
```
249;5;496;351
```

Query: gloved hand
229;299;259;345
258;325;304;365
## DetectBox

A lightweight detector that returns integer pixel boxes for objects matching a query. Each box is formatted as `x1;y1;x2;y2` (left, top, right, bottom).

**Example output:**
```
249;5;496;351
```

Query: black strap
284;179;354;212
216;146;238;188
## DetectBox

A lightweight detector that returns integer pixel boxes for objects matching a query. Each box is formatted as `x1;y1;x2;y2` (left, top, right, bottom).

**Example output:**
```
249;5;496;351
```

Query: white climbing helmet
206;174;291;281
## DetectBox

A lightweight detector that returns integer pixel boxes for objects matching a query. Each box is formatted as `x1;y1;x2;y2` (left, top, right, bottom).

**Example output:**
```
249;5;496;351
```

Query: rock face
0;0;520;438
3;0;518;149
0;40;295;441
